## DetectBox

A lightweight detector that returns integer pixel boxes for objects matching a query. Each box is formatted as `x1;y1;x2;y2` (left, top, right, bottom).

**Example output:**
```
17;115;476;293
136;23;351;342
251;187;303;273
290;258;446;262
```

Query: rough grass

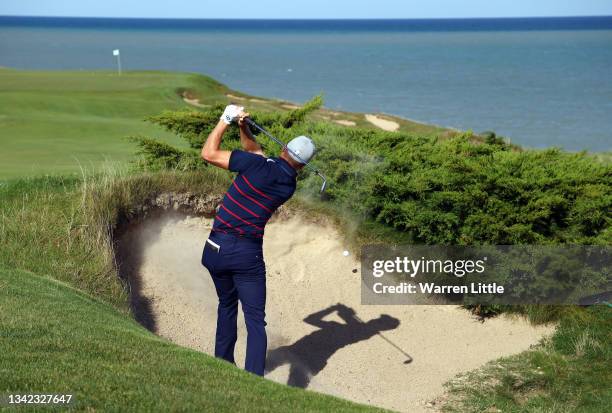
442;306;611;413
0;268;384;412
0;169;230;309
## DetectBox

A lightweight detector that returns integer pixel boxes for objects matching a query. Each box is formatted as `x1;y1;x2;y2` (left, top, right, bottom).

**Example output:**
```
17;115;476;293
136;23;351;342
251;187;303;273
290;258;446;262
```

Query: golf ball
343;250;349;256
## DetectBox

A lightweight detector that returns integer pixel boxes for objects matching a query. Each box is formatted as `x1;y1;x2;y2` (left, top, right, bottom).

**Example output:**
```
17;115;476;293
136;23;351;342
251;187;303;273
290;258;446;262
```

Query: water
1;16;611;151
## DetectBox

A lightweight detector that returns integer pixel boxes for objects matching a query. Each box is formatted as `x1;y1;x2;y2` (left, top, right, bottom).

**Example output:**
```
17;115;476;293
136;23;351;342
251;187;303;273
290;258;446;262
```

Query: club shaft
246;118;311;168
245;118;327;191
245;118;289;152
354;314;412;362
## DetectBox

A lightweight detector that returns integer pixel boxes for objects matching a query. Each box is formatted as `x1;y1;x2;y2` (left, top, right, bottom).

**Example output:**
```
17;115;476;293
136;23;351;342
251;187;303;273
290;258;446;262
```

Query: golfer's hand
220;104;244;125
337;306;356;322
238;111;250;126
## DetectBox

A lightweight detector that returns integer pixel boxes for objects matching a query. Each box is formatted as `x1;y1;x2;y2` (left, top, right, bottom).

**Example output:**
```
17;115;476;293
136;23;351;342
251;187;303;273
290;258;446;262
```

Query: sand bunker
226;93;246;101
282;104;300;110
183;97;208;108
334;119;357;127
365;114;400;131
117;213;553;412
180;91;208;108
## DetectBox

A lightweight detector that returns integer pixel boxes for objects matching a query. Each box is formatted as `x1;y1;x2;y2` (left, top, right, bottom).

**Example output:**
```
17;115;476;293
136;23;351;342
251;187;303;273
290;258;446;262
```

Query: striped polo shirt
212;150;297;239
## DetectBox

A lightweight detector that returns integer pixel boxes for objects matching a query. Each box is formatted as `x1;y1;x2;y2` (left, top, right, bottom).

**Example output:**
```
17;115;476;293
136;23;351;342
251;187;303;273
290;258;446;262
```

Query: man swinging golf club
200;104;316;376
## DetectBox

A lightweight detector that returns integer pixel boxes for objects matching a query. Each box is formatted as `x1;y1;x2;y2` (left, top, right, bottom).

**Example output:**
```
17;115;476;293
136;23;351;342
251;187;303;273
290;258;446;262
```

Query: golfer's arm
239;123;264;155
201;120;232;169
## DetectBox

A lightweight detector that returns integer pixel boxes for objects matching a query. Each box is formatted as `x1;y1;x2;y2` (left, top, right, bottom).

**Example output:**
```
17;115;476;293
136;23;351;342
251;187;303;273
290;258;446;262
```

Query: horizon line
2;15;612;21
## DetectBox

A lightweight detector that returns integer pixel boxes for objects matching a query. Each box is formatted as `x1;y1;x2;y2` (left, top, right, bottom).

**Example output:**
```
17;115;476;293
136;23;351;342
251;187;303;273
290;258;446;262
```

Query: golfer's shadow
265;303;400;388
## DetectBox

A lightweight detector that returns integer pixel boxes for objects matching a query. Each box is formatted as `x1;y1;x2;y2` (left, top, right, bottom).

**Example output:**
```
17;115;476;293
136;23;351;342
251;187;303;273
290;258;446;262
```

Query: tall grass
443;306;611;413
0;168;230;309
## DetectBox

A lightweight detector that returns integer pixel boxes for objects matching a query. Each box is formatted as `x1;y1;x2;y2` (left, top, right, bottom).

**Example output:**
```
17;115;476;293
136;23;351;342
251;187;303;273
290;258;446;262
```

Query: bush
130;96;324;171
132;97;611;248
363;139;611;245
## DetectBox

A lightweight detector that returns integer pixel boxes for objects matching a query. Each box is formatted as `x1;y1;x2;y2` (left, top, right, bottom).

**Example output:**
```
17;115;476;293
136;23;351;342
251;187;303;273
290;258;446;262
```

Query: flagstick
113;49;122;76
116;53;122;76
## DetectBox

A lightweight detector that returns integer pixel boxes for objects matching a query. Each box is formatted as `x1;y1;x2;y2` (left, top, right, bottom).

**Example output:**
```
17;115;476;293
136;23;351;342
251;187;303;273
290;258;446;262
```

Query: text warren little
372;282;505;294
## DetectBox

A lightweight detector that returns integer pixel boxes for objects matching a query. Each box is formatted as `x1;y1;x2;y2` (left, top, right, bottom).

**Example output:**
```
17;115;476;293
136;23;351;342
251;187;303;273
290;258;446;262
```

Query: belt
209;230;264;246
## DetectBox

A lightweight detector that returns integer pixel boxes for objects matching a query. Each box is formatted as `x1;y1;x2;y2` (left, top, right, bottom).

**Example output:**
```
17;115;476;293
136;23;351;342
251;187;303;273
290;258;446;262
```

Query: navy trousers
201;231;267;376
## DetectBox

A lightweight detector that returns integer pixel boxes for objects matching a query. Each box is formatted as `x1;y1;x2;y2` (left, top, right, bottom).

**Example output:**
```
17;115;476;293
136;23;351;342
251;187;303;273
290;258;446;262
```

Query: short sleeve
229;150;265;173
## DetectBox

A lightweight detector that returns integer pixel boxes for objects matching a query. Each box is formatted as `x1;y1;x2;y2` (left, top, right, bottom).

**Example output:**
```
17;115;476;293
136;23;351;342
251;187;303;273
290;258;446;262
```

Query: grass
0;69;227;179
0;169;233;309
0;267;383;412
442;306;611;413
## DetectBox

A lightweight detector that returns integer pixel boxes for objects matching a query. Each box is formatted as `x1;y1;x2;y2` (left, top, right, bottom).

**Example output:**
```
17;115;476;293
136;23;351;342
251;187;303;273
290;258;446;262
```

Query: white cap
286;135;316;164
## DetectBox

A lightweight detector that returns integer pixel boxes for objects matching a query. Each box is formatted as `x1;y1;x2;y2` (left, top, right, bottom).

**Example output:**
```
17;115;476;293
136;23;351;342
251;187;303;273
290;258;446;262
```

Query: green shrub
133;97;611;248
131;96;324;171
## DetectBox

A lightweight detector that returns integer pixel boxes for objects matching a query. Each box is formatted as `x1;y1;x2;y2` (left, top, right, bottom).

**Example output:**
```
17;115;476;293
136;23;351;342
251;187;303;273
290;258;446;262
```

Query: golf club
244;118;328;194
354;314;413;365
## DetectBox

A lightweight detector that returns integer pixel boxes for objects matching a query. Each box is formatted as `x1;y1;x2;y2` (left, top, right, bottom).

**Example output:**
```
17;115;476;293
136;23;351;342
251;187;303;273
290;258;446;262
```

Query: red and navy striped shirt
213;150;297;239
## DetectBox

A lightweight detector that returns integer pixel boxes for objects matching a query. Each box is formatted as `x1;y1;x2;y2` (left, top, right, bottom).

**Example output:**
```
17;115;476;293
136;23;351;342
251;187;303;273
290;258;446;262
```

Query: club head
315;171;327;194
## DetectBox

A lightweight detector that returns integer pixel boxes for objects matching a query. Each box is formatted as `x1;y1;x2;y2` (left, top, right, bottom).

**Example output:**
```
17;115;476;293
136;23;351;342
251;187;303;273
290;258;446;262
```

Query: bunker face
117;212;554;413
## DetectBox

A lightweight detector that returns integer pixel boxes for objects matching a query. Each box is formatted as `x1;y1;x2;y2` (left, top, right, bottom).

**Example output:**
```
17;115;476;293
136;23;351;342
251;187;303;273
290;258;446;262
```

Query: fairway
0;69;230;179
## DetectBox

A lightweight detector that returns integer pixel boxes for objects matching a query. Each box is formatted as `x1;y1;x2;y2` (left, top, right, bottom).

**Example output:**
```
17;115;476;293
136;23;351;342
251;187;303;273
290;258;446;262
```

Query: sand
226;93;246;101
182;97;208;108
365;114;400;131
118;213;553;412
333;119;357;127
282;104;300;110
180;91;209;108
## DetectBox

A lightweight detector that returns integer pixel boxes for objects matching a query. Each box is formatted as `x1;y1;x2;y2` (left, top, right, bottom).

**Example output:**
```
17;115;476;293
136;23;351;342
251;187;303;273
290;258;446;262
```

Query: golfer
200;104;316;376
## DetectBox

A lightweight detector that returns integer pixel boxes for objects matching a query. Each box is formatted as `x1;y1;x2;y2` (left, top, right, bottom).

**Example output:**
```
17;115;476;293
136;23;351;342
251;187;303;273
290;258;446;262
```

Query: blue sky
2;0;612;19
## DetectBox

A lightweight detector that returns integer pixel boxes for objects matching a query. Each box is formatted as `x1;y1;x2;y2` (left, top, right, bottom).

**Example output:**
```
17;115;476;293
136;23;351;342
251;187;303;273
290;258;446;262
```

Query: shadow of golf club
265;303;407;388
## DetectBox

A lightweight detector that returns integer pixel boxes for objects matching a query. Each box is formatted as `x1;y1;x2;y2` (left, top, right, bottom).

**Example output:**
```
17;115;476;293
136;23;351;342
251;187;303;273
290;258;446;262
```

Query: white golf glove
220;104;244;125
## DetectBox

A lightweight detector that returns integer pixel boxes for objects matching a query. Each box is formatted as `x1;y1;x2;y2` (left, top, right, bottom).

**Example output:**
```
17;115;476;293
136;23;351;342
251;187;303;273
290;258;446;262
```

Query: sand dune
117;213;553;412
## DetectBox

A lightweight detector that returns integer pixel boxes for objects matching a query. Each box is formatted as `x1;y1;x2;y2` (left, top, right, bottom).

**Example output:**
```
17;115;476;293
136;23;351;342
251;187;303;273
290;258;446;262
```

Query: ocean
1;16;611;151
